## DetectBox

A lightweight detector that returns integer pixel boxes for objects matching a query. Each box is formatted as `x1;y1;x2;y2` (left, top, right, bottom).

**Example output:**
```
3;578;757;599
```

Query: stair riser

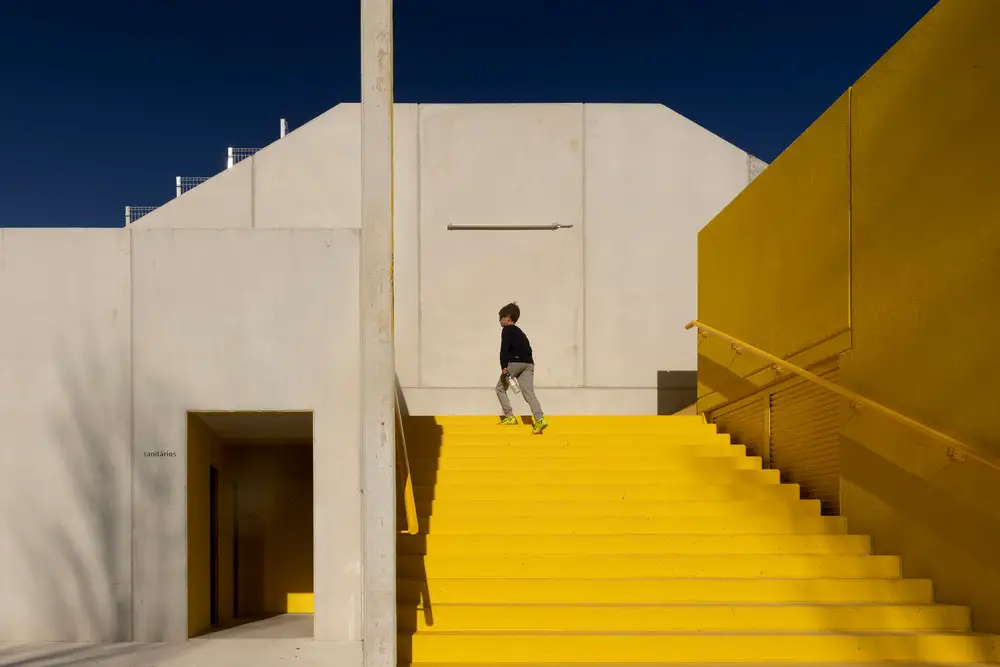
422;421;715;434
399;534;870;556
409;458;763;472
412;484;802;502
413;434;730;446
415;515;846;535
407;443;746;459
398;554;901;579
399;604;971;633
410;499;821;518
428;414;715;430
400;633;1000;663
414;469;780;485
397;578;935;605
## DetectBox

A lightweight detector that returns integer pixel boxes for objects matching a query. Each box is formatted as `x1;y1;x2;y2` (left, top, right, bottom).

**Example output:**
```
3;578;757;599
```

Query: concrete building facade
0;103;762;653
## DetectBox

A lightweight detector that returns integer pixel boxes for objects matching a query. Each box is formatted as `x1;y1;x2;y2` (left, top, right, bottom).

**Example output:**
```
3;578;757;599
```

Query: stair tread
403;602;961;609
398;576;931;583
401;630;996;636
403;663;998;667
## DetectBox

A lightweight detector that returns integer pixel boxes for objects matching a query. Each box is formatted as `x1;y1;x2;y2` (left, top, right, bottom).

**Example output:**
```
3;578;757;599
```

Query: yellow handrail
394;390;419;535
686;320;1000;473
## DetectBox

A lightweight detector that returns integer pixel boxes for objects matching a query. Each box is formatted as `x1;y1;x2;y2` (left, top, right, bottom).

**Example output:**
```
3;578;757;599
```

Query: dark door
209;466;220;626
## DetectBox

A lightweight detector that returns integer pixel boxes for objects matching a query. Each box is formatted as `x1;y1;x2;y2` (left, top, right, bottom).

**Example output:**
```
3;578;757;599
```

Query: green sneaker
499;416;519;425
532;417;549;435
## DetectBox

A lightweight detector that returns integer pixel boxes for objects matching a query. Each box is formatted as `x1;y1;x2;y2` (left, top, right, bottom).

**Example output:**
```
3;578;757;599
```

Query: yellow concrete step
410;456;763;472
410;434;731;447
399;631;1000;663
398;554;899;579
430;415;708;426
398;533;869;556
422;416;713;435
408;443;746;458
402;663;996;667
411;499;821;518
413;468;780;486
415;514;845;535
412;483;803;502
399;603;970;633
397;577;934;604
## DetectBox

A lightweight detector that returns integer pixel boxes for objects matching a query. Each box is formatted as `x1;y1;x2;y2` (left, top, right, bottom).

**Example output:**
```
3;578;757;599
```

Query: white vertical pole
125;206;131;228
280;118;288;138
360;0;395;666
175;176;182;198
226;147;234;169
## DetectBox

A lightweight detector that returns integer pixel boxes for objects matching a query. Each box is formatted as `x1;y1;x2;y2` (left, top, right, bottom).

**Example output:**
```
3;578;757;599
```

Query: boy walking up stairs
495;302;548;434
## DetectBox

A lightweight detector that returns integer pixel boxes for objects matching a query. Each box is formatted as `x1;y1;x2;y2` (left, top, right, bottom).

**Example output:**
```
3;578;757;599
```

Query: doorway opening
187;411;314;639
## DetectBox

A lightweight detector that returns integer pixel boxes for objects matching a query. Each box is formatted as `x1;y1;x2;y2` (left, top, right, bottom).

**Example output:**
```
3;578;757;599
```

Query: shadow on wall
394;375;440;662
2;330;182;666
839;410;1000;632
694;347;769;408
657;370;698;416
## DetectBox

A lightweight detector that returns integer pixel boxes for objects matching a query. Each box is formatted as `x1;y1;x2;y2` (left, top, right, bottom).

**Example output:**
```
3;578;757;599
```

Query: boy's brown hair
498;302;520;323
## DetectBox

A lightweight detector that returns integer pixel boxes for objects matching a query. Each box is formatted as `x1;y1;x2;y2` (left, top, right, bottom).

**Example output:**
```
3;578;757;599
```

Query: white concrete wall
0;228;362;655
131;229;361;645
0;229;132;642
582;104;749;387
135;103;760;415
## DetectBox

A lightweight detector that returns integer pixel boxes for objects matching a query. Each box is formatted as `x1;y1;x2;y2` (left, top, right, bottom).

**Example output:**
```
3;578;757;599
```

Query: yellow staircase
398;415;1000;665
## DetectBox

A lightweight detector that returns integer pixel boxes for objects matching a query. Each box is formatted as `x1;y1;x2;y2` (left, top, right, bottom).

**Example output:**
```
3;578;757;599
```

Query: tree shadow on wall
1;331;186;666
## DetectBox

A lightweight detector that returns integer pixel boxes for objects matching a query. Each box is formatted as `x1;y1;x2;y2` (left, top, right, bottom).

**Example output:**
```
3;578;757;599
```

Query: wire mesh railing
121;118;293;223
227;147;260;169
124;205;159;226
176;176;210;197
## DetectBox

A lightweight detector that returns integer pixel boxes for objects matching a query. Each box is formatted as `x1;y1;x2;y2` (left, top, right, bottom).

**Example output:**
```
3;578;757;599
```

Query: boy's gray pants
496;361;544;421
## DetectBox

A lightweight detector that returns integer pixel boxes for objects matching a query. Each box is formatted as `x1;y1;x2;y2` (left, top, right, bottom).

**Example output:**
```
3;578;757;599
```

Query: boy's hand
502;367;508;375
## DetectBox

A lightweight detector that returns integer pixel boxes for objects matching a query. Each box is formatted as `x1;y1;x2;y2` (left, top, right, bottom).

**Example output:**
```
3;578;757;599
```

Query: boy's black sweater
500;324;534;369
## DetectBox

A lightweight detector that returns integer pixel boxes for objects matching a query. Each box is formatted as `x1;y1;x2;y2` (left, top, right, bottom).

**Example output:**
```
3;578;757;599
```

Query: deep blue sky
0;0;936;228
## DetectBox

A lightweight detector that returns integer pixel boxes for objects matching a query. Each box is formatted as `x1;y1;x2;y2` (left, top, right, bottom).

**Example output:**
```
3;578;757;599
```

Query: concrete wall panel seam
128;228;136;642
415;103;423;387
847;85;854;345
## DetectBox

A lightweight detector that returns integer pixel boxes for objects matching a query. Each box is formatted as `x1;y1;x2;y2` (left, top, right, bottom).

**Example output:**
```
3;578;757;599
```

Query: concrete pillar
359;1;396;667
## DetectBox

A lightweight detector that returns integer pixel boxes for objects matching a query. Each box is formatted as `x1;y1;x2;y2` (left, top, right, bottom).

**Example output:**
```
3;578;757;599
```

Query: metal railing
122;117;291;220
227;147;260;169
176;176;209;197
124;205;159;226
687;320;999;473
394;387;419;535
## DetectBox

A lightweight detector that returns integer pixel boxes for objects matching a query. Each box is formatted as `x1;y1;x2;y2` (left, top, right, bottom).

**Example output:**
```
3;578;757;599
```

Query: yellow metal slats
769;367;845;514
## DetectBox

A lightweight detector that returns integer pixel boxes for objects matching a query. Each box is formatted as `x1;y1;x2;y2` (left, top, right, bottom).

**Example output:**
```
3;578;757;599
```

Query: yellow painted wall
230;444;313;616
698;0;1000;631
840;0;1000;632
186;415;235;637
697;91;851;411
